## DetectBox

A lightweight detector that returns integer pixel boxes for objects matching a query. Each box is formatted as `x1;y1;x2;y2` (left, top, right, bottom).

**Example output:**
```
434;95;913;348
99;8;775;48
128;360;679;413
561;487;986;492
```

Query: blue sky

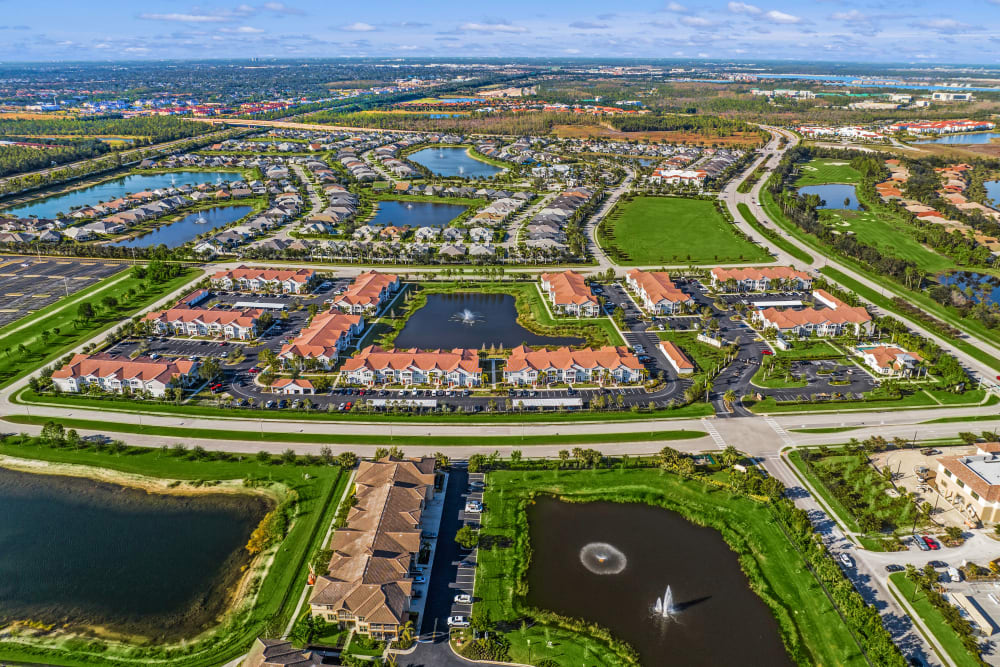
2;0;1000;64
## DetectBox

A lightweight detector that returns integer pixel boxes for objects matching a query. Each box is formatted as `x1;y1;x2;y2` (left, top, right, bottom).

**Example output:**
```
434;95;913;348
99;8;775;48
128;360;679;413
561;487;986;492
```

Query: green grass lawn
602;196;773;265
818;209;954;274
0;435;347;667
0;267;199;389
775;339;845;360
3;413;704;448
737;202;813;264
17;386;716;423
475;467;867;666
373;281;624;348
655;331;727;379
793;158;862;186
820;266;1000;372
889;573;982;667
788;450;922;535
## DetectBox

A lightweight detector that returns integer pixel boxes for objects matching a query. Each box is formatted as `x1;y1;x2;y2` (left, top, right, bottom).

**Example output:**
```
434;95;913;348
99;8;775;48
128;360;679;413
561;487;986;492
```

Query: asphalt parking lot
0;255;125;328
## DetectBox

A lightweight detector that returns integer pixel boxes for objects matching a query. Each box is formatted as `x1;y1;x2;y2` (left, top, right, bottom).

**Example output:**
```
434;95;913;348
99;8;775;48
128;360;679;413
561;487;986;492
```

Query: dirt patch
552;124;761;146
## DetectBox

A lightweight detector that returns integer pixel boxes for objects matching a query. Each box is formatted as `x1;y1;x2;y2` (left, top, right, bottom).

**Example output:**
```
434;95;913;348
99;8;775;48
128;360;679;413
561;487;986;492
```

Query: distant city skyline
2;0;1000;64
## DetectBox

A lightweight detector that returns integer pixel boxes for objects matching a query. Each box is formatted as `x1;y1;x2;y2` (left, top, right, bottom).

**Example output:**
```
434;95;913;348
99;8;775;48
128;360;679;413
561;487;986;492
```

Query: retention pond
526;497;793;666
0;465;271;641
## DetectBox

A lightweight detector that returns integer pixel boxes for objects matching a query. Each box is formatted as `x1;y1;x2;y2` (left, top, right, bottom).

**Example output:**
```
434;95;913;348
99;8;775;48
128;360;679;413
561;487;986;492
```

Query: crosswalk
763;416;796;449
700;418;727;448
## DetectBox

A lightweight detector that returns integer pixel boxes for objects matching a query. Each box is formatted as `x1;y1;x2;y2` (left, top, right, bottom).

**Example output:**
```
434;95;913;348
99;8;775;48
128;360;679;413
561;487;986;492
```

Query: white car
453;594;472;604
839;553;854;567
447;616;470;627
465;501;483;513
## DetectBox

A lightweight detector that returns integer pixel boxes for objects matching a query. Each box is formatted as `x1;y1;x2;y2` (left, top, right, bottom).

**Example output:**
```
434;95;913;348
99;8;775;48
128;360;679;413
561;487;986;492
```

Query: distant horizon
2;0;1000;64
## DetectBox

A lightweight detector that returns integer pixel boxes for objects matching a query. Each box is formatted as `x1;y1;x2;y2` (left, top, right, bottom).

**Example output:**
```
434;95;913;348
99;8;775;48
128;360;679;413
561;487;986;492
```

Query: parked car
913;536;930;551
839;553;854;567
465;501;483;513
453;594;472;604
761;349;773;356
948;567;961;583
413;575;425;584
447;616;469;627
885;564;904;573
923;536;940;550
928;560;948;569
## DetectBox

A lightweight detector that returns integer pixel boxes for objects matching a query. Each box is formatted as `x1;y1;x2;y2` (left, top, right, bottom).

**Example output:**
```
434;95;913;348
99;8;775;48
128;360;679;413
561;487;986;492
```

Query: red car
248;368;259;374
761;349;773;356
923;536;940;550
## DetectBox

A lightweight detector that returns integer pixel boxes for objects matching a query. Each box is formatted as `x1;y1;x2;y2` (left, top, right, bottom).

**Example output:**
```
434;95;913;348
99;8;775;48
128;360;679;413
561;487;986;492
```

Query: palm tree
398;620;415;644
723;389;737;409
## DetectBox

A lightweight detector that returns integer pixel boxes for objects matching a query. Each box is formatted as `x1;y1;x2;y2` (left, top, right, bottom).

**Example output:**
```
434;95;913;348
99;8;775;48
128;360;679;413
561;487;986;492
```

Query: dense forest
0;139;109;178
0;116;209;144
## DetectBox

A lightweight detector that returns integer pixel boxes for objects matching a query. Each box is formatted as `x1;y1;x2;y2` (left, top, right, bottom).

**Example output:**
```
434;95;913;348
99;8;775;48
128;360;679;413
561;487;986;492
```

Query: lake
526;498;793;666
369;200;467;228
407;147;503;179
3;171;242;219
985;180;1000;208
393;292;585;348
914;132;1000;145
112;205;253;249
0;466;271;640
938;271;1000;307
799;183;860;210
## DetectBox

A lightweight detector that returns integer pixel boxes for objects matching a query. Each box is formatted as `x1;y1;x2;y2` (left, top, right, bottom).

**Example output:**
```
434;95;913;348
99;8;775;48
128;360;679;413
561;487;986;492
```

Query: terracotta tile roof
504;345;643;373
211;264;315;284
273;378;314;390
51;353;196;385
144;307;261;329
541;270;596;306
626;269;689;304
711;266;811;284
335;271;399;308
864;345;921;370
757;290;870;329
342;345;481;375
658;340;694;371
279;311;362;359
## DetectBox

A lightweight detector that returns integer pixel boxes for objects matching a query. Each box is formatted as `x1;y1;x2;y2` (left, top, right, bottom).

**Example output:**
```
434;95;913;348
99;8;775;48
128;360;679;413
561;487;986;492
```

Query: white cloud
221;25;265;33
921;18;970;31
262;2;302;14
679;16;714;27
832;10;867;22
666;2;687;12
459;22;528;33
139;13;228;23
570;21;608;29
727;2;760;15
564;47;581;53
340;22;377;32
765;10;801;24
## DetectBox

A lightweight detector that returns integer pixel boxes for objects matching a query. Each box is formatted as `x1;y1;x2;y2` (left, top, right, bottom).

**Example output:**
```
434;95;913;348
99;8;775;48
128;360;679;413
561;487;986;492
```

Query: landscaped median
469;460;904;666
0;432;348;667
3;413;706;448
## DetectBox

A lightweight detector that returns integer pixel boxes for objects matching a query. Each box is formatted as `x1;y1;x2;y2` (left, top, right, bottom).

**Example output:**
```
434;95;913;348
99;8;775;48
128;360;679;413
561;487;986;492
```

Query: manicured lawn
737;202;812;264
373;281;625;348
18;387;716;423
889;573;982;667
820;266;1000;372
0;435;347;667
788;426;861;434
793;158;861;186
602;196;773;265
475;467;867;667
655;331;727;378
775;338;845;360
0;267;199;388
789;449;922;534
818;208;954;274
4;413;704;448
748;390;941;414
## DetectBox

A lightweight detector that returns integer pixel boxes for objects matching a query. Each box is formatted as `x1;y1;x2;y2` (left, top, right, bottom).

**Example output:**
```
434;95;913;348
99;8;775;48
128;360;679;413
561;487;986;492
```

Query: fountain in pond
653;585;675;618
451;308;482;326
169;174;177;186
579;542;627;575
215;175;223;186
194;213;208;224
458;166;465;175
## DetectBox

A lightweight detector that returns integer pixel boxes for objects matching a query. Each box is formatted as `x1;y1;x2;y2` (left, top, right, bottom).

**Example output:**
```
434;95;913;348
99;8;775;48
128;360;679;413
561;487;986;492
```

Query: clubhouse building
937;444;1000;524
